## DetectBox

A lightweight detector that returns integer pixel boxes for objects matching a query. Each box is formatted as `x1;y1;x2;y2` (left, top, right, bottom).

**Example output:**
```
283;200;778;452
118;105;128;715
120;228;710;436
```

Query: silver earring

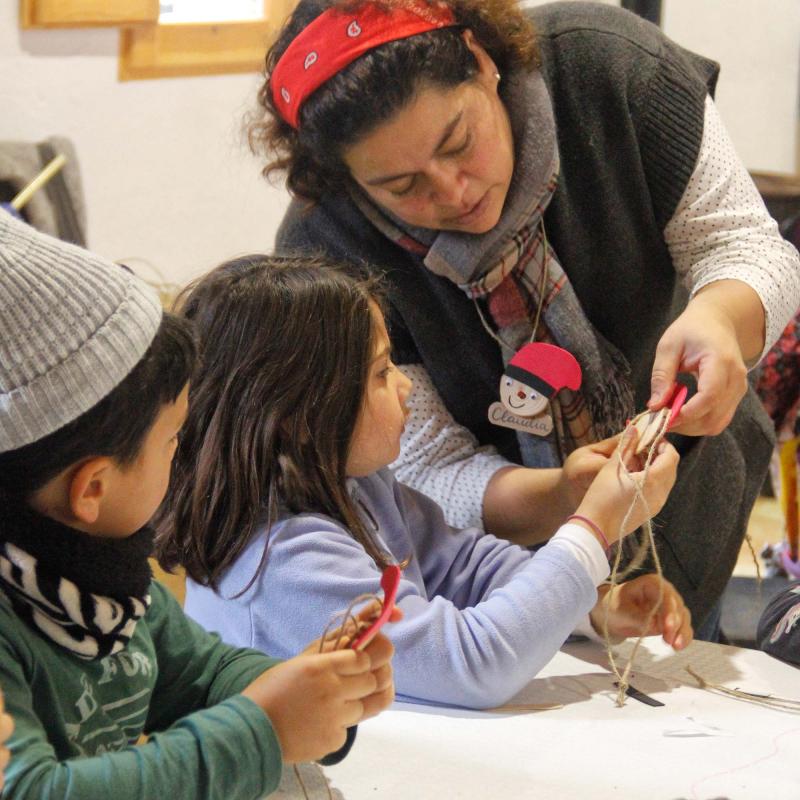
494;71;501;81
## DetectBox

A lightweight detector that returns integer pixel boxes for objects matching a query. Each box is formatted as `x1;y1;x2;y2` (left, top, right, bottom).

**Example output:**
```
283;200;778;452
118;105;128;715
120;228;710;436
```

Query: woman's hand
590;574;693;650
649;280;764;436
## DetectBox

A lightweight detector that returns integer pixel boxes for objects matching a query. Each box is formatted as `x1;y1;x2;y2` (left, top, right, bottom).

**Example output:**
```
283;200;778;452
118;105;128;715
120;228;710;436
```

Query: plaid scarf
352;69;634;465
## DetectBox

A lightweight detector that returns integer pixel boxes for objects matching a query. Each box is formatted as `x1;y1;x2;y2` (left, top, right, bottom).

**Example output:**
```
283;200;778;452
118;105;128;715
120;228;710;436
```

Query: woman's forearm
689;279;765;366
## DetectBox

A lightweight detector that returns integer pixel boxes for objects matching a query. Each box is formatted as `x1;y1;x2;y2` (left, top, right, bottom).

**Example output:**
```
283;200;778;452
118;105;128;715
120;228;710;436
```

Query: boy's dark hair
0;313;196;496
155;254;391;591
249;0;539;201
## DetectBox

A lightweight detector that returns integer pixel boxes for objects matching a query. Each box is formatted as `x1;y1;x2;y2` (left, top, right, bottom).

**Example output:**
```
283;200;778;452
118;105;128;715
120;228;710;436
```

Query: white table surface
324;638;800;800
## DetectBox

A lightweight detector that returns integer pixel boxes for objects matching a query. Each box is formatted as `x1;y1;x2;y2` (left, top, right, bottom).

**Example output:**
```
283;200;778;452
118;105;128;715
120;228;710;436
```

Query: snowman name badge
488;342;582;436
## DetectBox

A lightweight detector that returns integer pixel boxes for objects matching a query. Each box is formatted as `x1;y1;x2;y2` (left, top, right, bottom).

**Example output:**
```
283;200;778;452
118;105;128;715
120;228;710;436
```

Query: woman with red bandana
252;0;800;638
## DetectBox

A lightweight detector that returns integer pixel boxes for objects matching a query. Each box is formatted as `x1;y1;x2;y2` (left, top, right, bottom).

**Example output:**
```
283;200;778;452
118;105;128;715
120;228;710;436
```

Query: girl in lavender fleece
157;255;691;709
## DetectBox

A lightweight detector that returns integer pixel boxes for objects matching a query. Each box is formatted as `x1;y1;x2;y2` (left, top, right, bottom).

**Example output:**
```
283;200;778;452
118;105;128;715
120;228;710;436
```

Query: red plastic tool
351;564;402;651
632;382;689;455
665;382;688;430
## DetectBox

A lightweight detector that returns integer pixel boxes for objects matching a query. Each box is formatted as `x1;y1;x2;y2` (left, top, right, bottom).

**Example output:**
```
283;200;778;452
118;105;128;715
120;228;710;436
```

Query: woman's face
343;33;514;234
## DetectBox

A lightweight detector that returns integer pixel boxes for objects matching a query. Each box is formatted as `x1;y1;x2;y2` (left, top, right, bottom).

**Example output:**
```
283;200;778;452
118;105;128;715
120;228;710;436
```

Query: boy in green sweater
0;211;396;799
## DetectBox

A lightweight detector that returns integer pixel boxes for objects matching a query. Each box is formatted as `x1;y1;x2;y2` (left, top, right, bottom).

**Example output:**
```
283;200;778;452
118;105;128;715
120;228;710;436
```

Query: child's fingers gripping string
318;595;382;652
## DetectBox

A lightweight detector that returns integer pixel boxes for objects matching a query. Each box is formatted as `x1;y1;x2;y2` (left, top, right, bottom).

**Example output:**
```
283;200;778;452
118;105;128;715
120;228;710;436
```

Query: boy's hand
590;575;693;650
243;603;402;763
241;649;376;764
575;430;679;546
0;689;13;790
352;613;400;721
559;435;620;510
308;602;402;723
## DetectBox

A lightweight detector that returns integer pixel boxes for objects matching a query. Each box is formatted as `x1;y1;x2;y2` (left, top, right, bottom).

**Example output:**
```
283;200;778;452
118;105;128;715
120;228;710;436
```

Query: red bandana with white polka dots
271;2;456;128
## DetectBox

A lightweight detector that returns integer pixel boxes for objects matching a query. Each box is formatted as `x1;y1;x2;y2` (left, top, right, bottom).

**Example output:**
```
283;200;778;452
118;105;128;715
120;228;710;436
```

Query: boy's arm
0;624;281;800
144;581;281;731
146;582;360;768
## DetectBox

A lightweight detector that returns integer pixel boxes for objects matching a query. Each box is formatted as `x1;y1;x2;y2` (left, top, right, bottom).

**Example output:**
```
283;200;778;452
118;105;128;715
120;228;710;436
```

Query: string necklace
471;219;550;354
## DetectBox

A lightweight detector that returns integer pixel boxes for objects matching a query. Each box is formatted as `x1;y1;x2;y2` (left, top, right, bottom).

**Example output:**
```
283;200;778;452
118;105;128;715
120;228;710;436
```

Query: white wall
1;0;798;286
524;0;800;174
661;0;799;174
0;3;291;286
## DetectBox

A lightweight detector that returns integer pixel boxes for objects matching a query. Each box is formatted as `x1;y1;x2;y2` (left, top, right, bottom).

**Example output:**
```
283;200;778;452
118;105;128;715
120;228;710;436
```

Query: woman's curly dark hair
249;0;539;202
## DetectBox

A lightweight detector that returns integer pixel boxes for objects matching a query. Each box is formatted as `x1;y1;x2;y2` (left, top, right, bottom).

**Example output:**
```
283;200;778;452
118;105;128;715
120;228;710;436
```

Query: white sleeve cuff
549;523;611;586
549;523;610;641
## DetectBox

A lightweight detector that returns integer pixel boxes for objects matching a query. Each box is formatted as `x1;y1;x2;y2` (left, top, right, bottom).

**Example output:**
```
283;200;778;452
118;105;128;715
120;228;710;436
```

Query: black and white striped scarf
0;490;152;660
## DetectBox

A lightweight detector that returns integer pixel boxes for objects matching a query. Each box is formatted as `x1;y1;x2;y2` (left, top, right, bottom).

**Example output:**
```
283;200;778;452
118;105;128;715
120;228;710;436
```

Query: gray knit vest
277;2;774;624
279;2;720;455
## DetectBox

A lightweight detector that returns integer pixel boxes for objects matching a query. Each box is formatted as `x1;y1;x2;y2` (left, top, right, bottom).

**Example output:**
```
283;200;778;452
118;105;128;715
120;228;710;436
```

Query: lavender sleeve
185;470;599;709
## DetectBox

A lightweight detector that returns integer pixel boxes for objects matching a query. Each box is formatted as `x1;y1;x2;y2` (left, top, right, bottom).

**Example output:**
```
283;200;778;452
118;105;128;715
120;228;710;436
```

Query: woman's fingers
648;336;682;410
671;362;743;436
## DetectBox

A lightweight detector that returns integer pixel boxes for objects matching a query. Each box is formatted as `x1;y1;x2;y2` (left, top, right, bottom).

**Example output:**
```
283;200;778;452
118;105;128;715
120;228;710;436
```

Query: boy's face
96;384;189;537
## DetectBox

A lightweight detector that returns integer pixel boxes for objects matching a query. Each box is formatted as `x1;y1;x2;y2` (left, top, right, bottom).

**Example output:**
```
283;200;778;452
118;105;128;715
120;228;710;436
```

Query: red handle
351;565;402;651
666;383;688;430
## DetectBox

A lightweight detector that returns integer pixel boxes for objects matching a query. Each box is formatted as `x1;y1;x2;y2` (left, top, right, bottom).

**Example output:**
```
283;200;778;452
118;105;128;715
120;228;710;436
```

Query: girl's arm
221;441;677;711
229;476;603;711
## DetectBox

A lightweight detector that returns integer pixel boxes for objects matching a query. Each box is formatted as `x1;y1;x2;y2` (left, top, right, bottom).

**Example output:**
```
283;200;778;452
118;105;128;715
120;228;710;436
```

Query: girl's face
343;32;514;234
346;304;413;477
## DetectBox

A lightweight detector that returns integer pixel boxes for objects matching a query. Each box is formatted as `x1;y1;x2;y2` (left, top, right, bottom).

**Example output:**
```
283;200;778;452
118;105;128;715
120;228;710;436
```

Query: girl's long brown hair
155;254;391;591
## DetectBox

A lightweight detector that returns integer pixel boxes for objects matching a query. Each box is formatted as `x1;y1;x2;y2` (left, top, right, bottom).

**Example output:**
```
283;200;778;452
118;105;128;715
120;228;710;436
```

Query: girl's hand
648;283;757;437
559;435;621;510
590;575;693;650
574;430;680;546
0;689;13;791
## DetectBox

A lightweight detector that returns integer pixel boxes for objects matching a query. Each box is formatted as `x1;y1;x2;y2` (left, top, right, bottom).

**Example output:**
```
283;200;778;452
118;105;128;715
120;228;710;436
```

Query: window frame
20;0;294;80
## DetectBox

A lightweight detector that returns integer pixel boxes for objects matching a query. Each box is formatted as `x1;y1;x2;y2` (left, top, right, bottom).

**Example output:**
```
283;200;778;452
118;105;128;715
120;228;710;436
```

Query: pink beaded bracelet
566;514;610;552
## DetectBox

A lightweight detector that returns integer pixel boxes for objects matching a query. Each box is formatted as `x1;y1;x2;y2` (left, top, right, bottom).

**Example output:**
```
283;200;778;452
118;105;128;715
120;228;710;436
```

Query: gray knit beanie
0;211;162;453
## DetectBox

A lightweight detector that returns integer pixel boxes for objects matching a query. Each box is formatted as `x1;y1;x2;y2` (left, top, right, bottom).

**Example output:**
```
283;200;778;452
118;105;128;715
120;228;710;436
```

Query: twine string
603;409;671;707
318;593;381;652
685;665;800;713
293;763;336;800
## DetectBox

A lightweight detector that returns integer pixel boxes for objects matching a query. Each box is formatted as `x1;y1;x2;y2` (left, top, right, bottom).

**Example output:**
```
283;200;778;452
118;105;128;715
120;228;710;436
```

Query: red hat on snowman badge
500;342;582;418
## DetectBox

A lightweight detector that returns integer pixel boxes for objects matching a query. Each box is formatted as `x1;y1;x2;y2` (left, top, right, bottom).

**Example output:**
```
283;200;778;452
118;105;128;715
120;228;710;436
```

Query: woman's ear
461;28;499;82
67;457;115;525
